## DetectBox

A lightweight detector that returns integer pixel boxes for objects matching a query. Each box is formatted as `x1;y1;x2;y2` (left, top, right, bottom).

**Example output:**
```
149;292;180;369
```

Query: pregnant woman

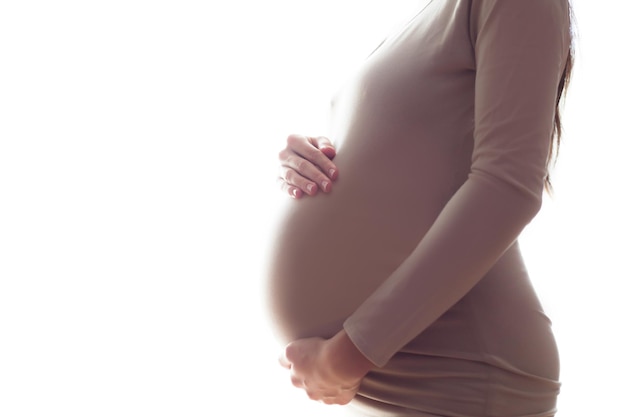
267;0;574;416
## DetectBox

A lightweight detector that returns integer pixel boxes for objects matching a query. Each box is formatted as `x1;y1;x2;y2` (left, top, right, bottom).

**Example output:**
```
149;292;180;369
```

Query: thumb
279;341;301;369
320;146;336;160
312;136;336;159
278;352;291;369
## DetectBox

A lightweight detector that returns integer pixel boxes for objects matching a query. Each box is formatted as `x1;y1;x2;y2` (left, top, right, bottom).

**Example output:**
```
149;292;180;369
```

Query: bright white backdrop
0;1;624;416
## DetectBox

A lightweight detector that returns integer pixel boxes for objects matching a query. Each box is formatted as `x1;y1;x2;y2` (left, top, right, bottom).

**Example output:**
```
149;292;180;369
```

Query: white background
1;1;624;416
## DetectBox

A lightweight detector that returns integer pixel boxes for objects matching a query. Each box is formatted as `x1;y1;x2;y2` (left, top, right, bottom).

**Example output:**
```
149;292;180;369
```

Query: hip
348;352;560;417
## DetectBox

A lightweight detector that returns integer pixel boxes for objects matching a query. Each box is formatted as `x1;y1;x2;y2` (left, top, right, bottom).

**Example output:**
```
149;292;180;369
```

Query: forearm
344;175;541;367
325;329;376;380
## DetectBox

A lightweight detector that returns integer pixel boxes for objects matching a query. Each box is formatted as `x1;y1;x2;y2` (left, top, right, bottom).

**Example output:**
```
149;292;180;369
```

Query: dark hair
545;1;576;195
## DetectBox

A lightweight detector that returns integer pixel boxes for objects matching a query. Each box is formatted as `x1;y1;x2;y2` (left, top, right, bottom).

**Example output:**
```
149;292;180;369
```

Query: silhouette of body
268;1;570;415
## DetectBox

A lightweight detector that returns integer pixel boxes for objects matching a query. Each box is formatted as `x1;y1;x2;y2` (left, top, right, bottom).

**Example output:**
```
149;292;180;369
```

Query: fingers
278;338;359;405
279;340;301;369
279;159;331;195
277;177;304;199
283;341;304;365
310;136;337;160
286;134;337;179
278;134;338;198
308;387;356;405
278;352;291;369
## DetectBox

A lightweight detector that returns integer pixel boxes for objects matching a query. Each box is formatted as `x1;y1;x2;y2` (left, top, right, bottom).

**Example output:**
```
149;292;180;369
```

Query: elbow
468;167;544;223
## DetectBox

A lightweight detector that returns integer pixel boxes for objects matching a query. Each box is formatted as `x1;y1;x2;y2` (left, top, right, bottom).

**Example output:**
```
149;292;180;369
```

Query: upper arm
470;0;570;204
342;0;572;368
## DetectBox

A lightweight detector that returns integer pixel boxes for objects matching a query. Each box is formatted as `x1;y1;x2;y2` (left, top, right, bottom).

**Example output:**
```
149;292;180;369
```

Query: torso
266;0;475;344
264;1;562;414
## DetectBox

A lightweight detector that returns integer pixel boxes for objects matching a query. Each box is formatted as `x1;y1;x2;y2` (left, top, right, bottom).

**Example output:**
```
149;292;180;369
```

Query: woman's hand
278;134;338;199
279;330;374;405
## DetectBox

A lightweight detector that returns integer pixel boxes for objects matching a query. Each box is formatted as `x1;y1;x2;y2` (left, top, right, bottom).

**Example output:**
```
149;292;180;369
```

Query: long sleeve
343;0;571;368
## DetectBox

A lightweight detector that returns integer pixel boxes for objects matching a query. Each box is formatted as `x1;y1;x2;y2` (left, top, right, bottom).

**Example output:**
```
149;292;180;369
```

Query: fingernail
306;183;314;193
322;181;330;192
329;168;336;179
291;189;298;198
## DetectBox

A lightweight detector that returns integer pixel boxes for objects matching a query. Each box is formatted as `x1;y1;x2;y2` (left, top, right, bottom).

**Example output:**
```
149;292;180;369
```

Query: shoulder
468;0;570;45
469;0;570;26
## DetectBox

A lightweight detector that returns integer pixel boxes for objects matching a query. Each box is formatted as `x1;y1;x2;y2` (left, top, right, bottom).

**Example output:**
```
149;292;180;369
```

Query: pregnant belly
265;197;390;344
264;137;455;343
264;175;438;344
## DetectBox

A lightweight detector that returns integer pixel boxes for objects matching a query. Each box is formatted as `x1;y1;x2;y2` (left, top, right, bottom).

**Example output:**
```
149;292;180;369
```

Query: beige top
267;0;570;374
